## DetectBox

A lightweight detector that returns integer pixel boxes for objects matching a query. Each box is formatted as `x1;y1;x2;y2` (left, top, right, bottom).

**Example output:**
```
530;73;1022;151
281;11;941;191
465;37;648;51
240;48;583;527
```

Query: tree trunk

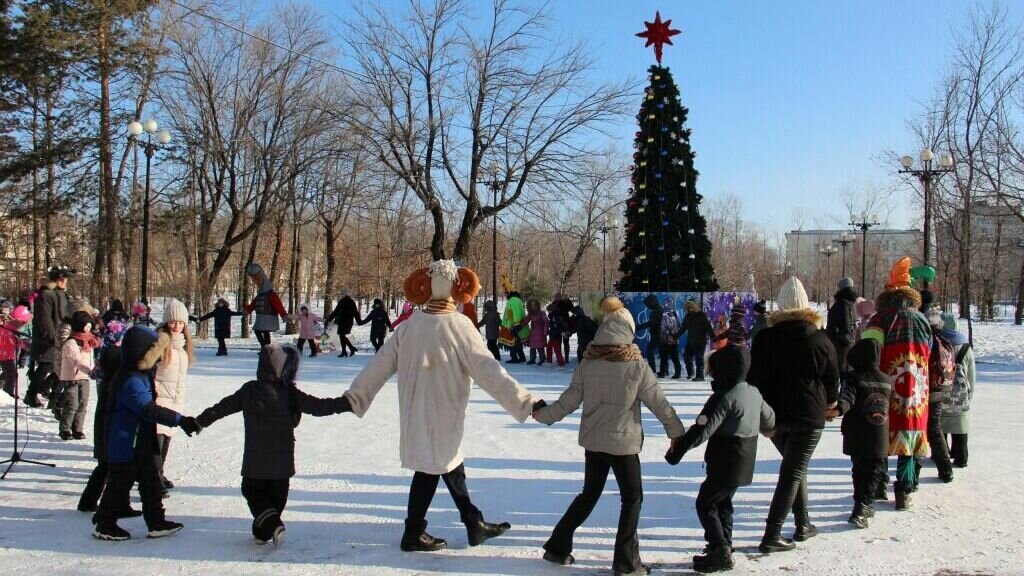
1015;257;1023;326
30;92;41;276
269;212;285;286
429;201;446;260
958;206;972;320
324;225;337;318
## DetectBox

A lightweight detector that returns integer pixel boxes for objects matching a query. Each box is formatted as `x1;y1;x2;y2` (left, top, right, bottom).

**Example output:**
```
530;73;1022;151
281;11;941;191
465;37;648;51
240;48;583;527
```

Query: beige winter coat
152;332;189;436
345;308;537;475
534;305;685;455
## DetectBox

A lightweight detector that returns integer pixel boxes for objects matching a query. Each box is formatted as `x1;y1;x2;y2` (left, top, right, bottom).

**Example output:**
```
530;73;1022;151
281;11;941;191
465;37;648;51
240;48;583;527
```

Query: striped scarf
424;299;456;315
584;344;643;362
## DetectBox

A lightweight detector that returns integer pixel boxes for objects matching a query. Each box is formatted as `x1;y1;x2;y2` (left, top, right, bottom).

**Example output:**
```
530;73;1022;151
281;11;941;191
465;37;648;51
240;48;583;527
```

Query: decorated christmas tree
617;13;717;292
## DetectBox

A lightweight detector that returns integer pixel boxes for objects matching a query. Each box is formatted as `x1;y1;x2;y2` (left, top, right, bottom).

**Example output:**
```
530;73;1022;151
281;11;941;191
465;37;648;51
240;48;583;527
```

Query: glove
179;416;202;437
532;399;548;414
337;396;353;414
664;437;685;465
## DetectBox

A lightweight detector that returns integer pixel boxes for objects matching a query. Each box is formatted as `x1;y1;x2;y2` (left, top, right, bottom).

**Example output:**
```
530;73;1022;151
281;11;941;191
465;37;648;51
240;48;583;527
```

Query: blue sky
252;0;1016;233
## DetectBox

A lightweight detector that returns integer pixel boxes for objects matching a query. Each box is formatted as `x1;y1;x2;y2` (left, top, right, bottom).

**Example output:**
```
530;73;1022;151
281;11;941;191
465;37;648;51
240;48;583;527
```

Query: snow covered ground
1;320;1022;576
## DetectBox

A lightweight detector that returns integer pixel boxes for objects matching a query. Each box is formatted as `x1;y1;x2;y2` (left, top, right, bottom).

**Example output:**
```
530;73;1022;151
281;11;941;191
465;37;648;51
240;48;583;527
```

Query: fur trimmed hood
767;308;823;329
875;286;921;311
137;330;170;371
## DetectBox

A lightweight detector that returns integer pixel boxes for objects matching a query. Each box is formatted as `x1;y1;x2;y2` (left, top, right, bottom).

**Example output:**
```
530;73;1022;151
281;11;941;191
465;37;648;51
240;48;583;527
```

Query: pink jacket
59;338;94;381
290;310;322;340
527;311;548;349
0;322;27;361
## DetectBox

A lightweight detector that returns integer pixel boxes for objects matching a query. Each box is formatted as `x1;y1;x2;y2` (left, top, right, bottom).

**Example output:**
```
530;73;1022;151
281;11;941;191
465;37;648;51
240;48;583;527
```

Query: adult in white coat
344;260;538;552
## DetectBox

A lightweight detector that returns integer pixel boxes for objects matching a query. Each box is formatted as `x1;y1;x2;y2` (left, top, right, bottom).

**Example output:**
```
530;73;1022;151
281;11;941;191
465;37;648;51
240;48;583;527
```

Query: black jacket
826;287;858;372
358;306;393;338
199;306;244;339
92;345;121;462
748;310;840;431
679;310;713;349
30;284;69;363
101;300;130;325
327;296;360;335
837;339;892;458
637;295;663;345
572;307;598;358
196;346;350;479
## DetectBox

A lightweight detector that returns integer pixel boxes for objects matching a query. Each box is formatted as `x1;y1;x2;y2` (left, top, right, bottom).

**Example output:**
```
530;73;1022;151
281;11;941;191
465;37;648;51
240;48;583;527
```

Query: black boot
793;511;818;542
466;519;511;546
758;523;795;553
542;551;575;565
400;520;447;552
873;483;889;501
895;489;912;511
848;503;870;529
694;545;734;573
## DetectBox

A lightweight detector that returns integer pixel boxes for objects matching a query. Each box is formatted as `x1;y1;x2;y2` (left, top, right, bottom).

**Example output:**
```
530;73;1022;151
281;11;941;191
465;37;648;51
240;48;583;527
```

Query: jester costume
863;258;932;504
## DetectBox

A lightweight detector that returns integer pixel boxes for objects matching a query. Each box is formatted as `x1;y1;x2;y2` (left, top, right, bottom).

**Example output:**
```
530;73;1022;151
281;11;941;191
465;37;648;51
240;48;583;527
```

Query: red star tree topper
636;11;681;64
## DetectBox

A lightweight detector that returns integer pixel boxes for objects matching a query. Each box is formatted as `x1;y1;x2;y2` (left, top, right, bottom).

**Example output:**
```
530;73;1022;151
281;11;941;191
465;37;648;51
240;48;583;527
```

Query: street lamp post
484;161;502;302
832;232;855;278
598;214;619;294
899;149;953;288
820;245;837;304
850;213;880;297
128;119;171;304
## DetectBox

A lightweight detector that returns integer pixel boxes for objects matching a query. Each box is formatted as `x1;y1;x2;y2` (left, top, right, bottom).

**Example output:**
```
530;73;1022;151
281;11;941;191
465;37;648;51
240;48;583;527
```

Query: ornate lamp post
598;213;619;294
850;213;881;296
128;118;171;303
899;148;953;287
820;245;837;303
832;232;855;278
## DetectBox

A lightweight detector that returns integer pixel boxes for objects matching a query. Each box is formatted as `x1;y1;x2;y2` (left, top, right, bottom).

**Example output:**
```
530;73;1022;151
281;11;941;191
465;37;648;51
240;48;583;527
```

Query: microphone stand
0;324;55;478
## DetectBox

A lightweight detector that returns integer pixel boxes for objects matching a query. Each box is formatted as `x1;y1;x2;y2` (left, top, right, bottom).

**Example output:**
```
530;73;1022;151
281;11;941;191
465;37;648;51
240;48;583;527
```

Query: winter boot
614;564;651;576
694;367;705;382
272;525;286;547
873;483;889;501
758;523;795;553
466;519;511;546
793;511;818;542
894;490;912;511
848;503;870;529
694;545;734;573
147;520;184;538
93;522;131;541
401;520;447;552
939;470;954;483
543;551;575;565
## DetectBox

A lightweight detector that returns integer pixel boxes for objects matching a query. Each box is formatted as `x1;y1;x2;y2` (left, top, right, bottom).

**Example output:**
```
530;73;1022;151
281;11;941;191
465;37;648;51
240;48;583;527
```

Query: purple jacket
527;311;548;349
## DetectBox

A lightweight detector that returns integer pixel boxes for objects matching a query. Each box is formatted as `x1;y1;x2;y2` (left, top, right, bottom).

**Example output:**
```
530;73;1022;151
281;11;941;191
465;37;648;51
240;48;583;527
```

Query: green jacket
502;296;527;338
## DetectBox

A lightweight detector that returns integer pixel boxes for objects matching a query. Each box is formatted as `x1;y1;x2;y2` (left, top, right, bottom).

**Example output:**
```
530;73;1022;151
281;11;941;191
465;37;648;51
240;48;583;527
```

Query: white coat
153;332;189;436
344;307;536;475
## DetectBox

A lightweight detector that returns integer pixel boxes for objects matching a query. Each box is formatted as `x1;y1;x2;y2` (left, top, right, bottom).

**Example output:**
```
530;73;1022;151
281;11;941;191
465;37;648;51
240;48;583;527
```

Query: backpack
661;312;680;343
928;333;956;392
941;345;972;416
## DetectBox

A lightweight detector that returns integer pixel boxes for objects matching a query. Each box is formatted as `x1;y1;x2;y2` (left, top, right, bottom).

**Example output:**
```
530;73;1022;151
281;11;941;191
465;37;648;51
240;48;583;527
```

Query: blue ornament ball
654;172;662;179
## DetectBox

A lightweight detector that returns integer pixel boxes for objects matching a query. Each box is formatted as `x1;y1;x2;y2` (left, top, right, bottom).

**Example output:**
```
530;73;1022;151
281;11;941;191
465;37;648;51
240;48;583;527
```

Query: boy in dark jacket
194;344;353;545
198;298;244;356
93;326;202;541
545;308;567;366
636;294;663;372
571;305;597;363
667;345;776;573
827;339;892;528
478;300;501;360
358;298;393;352
679;299;714;381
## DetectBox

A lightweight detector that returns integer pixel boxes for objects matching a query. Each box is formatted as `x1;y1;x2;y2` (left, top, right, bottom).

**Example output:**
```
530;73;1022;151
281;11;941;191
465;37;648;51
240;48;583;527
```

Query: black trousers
695;477;737;549
486;339;501;360
948;433;968;466
659;343;681;377
79;460;136;512
545;451;643;574
1;359;17;398
25;359;55;400
96;459;166;529
851;457;887;506
644;341;659;373
255;330;272;347
370;335;385;352
562;334;571;363
338;334;356;354
296;338;318;356
216;337;227;355
510;337;526;362
155;434;172;483
683;344;705;379
927;402;952;476
242;477;290;541
766;428;822;527
406;464;482;533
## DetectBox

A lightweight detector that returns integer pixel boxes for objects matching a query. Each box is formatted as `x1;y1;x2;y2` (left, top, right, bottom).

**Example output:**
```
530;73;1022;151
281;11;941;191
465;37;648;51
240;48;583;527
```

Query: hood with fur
592;297;636;345
257;343;300;386
767;308;823;329
875;286;921;312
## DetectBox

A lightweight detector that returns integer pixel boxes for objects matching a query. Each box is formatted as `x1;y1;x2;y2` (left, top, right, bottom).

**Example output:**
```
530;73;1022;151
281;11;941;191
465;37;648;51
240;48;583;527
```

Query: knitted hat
132;301;148;316
708;344;750;387
70;310;94;333
162;299;189;324
592;297;636;345
777;276;809;310
10;305;32;323
855;298;875;318
837;277;855;291
245;262;265;278
753;300;767;315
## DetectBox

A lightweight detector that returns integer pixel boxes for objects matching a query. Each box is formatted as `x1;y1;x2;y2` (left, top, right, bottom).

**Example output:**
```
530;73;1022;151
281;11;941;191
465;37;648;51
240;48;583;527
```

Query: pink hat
11;305;32;323
132;301;148;316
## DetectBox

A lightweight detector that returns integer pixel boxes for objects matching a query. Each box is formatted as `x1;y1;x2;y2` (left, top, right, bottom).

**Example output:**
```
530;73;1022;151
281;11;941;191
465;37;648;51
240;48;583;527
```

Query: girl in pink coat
525;299;548;365
290;304;322;357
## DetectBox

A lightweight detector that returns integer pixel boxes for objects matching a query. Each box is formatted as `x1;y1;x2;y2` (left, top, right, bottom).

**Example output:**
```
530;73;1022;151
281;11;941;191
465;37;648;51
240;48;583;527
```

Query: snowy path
0;322;1022;576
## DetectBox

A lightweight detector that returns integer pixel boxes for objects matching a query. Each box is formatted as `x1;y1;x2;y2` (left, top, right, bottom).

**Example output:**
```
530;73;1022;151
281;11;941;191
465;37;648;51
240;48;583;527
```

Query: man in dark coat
326;289;361;358
748;278;840;554
679;299;714;381
571;305;598;363
24;266;72;407
636;294;663;373
547;294;574;361
198;298;244;356
826;277;859;378
195;344;352;544
358;298;394;352
828;338;892;529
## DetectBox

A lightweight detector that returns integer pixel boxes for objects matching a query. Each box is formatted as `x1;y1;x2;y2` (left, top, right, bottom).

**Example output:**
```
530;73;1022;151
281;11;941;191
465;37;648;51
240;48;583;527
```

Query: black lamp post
820;245;837;303
598;214;619;294
128;119;171;304
899;148;953;288
832;232;855;278
850;213;880;296
482;160;503;302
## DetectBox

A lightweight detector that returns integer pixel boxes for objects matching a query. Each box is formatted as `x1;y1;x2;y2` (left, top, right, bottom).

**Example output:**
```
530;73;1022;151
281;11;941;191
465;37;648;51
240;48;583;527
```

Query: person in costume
861;257;933;511
500;276;527;363
343;260;539;552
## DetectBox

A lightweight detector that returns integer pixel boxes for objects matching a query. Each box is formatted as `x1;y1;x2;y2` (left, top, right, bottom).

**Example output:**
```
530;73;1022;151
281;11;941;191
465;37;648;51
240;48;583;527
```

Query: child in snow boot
478;300;501;360
545;307;567;366
198;298;244;356
525;299;547;365
535;297;684;575
57;311;99;440
153;299;195;495
195;344;352;545
290;303;322;357
666;344;776;573
826;339;892;529
358;298;393;352
93;325;202;541
1;305;31;399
